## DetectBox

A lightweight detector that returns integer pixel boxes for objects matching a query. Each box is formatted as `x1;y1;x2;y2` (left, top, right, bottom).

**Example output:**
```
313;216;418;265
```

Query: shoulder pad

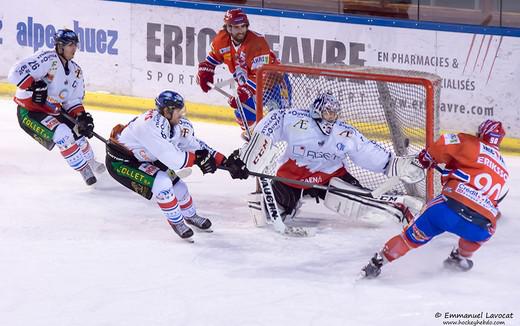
333;121;358;136
248;30;265;39
149;110;171;138
213;30;230;44
35;50;58;62
443;133;461;145
179;118;194;129
285;108;310;118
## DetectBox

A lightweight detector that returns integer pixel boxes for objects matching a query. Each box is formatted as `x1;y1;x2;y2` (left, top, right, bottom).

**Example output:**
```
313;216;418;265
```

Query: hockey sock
156;188;183;224
58;142;88;172
458;238;482;258
172;179;197;217
382;233;419;262
54;124;88;171
76;137;95;162
179;195;196;217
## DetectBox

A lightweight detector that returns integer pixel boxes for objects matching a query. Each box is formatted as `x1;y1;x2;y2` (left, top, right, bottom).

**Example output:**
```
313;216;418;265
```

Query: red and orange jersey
205;29;277;93
426;133;509;225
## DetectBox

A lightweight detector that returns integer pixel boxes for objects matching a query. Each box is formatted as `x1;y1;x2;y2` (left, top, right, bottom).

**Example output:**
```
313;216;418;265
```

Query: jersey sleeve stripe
17;74;35;89
206;55;221;65
246;79;257;91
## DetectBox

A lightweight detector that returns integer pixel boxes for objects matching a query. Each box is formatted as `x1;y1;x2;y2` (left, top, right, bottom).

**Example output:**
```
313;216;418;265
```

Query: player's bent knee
152;171;173;197
172;178;190;202
404;223;432;247
52;123;75;147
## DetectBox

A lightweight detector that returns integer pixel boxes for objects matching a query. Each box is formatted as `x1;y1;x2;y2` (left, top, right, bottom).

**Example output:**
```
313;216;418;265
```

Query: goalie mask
155;90;185;115
477;119;505;147
311;91;341;135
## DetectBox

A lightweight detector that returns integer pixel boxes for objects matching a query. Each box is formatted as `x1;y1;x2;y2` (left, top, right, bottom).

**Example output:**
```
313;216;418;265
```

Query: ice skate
360;252;385;279
89;159;106;174
168;220;194;242
443;248;473;271
184;214;213;232
79;164;97;185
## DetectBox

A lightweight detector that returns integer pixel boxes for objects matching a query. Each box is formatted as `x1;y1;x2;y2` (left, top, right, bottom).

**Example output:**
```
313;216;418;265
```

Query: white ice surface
0;99;518;326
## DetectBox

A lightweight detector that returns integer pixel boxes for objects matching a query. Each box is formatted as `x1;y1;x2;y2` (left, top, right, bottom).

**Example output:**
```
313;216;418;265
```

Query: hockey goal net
255;64;442;201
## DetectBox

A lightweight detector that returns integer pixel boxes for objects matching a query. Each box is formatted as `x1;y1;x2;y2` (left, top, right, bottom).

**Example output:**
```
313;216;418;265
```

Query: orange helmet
224;8;249;26
477;119;505;147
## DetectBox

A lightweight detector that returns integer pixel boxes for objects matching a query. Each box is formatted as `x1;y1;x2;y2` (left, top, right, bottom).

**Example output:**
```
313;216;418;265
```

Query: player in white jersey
105;90;244;241
7;29;104;185
229;91;424;221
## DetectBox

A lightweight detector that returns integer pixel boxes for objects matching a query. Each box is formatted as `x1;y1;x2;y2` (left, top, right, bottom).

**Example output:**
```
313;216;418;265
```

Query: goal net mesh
256;64;442;200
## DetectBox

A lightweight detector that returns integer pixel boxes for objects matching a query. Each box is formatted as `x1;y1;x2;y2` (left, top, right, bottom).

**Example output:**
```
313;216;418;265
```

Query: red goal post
255;64;442;201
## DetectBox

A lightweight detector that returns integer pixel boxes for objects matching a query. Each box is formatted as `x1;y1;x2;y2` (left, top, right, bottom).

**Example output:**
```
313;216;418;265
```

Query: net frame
255;64;442;201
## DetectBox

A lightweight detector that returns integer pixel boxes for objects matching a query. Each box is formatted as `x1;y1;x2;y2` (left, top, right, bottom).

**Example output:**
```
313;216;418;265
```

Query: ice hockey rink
1;98;518;326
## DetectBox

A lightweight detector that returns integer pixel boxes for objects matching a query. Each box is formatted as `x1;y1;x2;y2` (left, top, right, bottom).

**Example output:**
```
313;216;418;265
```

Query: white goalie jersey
116;109;219;170
243;108;392;186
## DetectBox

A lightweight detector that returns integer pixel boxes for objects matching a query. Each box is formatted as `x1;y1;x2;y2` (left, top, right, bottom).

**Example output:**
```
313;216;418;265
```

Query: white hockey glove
385;155;425;184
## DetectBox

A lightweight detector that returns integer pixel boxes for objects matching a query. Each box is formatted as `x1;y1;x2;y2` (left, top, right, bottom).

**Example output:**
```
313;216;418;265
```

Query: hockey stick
207;82;256;115
60;110;109;145
219;166;400;200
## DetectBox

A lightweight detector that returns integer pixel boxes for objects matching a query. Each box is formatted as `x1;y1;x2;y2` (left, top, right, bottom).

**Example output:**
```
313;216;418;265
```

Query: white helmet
311;91;340;135
311;91;340;121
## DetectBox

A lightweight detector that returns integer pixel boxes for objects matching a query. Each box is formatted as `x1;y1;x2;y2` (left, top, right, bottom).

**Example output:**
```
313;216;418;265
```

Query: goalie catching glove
385;155;425;184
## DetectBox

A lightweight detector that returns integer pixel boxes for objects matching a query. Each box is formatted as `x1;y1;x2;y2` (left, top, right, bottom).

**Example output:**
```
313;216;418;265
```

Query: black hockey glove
224;150;249;180
76;112;95;138
27;80;48;104
194;149;217;174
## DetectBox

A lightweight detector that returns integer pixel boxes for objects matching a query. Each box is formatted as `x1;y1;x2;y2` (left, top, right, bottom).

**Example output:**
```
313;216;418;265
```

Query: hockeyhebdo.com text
434;311;514;325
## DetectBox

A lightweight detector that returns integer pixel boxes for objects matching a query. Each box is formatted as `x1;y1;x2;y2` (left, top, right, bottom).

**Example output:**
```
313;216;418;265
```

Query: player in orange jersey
360;119;509;278
197;8;290;135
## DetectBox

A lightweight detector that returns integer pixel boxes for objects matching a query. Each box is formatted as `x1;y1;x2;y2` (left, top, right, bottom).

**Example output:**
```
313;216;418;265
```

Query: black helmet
155;90;185;112
53;29;79;46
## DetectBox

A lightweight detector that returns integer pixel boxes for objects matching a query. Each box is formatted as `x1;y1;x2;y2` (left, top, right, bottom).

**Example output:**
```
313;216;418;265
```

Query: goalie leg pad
247;193;269;227
324;177;404;222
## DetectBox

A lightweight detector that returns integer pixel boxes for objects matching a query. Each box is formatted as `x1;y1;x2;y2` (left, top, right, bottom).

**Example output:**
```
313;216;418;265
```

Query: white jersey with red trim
255;109;391;183
8;49;85;116
116;109;217;170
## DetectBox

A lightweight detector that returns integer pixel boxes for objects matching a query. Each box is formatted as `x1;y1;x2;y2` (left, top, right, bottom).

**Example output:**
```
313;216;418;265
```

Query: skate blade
181;237;195;243
282;226;316;237
192;227;213;233
94;164;106;174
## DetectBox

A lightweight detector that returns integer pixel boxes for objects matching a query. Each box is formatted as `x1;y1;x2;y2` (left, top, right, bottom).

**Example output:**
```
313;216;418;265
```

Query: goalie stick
219;166;401;200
